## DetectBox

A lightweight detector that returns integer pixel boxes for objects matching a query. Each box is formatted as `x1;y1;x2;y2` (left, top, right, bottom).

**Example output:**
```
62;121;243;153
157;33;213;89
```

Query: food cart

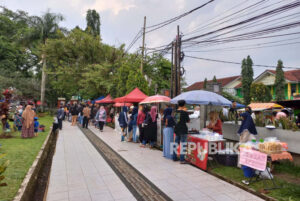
171;90;232;170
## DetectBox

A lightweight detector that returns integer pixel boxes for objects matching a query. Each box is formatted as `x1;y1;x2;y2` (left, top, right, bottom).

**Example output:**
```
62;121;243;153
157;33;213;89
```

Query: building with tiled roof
186;75;242;96
235;69;300;100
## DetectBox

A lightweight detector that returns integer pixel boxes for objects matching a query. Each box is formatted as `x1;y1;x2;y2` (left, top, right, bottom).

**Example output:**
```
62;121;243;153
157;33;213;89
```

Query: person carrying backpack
173;100;190;164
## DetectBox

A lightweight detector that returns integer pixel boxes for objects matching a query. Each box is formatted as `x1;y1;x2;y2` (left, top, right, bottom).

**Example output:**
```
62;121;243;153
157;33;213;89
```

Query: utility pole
174;36;178;97
141;16;146;74
170;42;174;98
177;25;181;95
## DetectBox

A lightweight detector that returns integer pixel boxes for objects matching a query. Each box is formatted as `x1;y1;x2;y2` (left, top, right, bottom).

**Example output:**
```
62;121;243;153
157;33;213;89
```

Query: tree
203;78;207;89
32;10;64;110
212;75;217;83
241;56;254;105
274;60;285;101
44;28;104;100
86;9;101;38
144;54;171;95
126;70;149;95
250;83;272;102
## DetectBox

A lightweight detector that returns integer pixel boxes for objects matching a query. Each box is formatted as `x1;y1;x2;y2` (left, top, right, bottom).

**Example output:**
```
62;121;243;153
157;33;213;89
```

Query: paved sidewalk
46;123;136;201
90;126;264;201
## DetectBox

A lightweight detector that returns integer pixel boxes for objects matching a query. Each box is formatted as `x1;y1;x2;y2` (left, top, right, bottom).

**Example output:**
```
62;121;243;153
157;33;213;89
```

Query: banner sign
240;148;267;171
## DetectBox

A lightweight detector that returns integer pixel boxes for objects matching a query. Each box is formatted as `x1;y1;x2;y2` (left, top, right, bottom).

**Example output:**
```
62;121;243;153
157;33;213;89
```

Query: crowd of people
57;103;113;132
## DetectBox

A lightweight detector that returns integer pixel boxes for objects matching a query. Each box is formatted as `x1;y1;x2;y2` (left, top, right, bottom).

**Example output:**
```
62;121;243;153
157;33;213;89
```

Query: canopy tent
96;95;114;104
91;96;105;104
140;95;170;104
171;90;232;106
249;103;283;111
114;88;148;103
113;102;132;107
95;96;105;101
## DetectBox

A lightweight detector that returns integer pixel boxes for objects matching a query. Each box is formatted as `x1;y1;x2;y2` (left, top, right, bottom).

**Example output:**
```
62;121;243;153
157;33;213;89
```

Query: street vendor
238;107;257;143
206;111;222;134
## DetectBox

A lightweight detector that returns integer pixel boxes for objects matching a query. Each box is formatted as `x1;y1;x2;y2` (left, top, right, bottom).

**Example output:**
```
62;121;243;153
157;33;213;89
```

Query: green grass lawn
0;115;53;201
211;164;300;201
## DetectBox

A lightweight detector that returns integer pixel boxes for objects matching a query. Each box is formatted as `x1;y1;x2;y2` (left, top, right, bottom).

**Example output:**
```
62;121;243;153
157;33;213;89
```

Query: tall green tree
203;78;207;89
274;60;285;101
86;9;101;38
212;75;217;83
30;10;64;109
250;83;272;102
44;28;103;100
241;56;254;105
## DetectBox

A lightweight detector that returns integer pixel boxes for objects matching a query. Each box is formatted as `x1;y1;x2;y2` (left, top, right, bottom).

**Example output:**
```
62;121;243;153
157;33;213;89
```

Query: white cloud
84;0;136;15
175;0;186;11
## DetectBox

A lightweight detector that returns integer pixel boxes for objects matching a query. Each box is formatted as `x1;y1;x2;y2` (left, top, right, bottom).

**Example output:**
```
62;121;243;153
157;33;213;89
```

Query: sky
1;0;300;86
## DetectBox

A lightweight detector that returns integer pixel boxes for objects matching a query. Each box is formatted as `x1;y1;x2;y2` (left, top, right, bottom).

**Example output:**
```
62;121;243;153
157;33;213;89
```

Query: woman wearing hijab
118;106;128;140
21;105;36;138
97;106;107;132
142;106;158;148
238;111;257;143
163;107;175;159
138;106;147;145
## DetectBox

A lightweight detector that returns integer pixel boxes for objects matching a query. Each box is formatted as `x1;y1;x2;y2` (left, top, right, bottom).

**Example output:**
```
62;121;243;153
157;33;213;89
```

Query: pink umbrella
140;95;171;104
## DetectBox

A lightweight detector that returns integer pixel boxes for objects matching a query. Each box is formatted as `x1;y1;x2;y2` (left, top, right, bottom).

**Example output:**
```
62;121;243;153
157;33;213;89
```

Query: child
14;113;22;131
34;117;39;136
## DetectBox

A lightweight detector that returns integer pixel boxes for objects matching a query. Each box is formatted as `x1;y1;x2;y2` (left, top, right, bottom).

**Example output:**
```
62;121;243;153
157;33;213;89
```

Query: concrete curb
13;129;58;201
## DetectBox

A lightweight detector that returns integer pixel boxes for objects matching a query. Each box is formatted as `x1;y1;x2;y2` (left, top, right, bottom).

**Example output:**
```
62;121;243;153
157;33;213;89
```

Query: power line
184;0;268;36
182;1;300;43
146;0;214;32
125;0;214;53
185;55;300;69
125;29;142;53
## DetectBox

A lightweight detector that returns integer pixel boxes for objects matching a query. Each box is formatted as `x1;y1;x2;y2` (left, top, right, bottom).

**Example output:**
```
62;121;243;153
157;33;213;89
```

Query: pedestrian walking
82;105;91;129
129;106;138;142
71;104;79;126
118;106;128;141
163;107;175;159
78;104;84;125
57;106;64;130
173;100;190;164
96;106;106;132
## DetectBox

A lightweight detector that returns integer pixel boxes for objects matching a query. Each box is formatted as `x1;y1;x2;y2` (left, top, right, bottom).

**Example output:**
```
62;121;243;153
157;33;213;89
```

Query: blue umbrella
236;103;245;108
171;90;232;106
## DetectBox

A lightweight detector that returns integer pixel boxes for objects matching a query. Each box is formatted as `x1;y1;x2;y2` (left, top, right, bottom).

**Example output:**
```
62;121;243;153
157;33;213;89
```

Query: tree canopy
250;83;272;102
241;56;254;105
274;60;285;101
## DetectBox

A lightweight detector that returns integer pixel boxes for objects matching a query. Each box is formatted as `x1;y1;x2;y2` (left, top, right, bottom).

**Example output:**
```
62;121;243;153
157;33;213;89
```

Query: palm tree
31;10;65;110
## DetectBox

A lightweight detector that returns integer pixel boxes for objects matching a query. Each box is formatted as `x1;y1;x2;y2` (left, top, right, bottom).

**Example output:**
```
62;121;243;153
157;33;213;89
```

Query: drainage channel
79;126;172;201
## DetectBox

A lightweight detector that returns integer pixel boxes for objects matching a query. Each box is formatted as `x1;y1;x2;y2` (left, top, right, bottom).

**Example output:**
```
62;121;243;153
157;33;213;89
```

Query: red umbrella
113;102;132;107
96;95;114;104
139;95;171;104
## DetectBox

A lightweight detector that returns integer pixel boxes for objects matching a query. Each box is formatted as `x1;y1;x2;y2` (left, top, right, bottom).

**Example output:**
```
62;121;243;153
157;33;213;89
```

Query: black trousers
99;121;105;131
83;117;89;128
58;119;63;130
138;124;144;143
